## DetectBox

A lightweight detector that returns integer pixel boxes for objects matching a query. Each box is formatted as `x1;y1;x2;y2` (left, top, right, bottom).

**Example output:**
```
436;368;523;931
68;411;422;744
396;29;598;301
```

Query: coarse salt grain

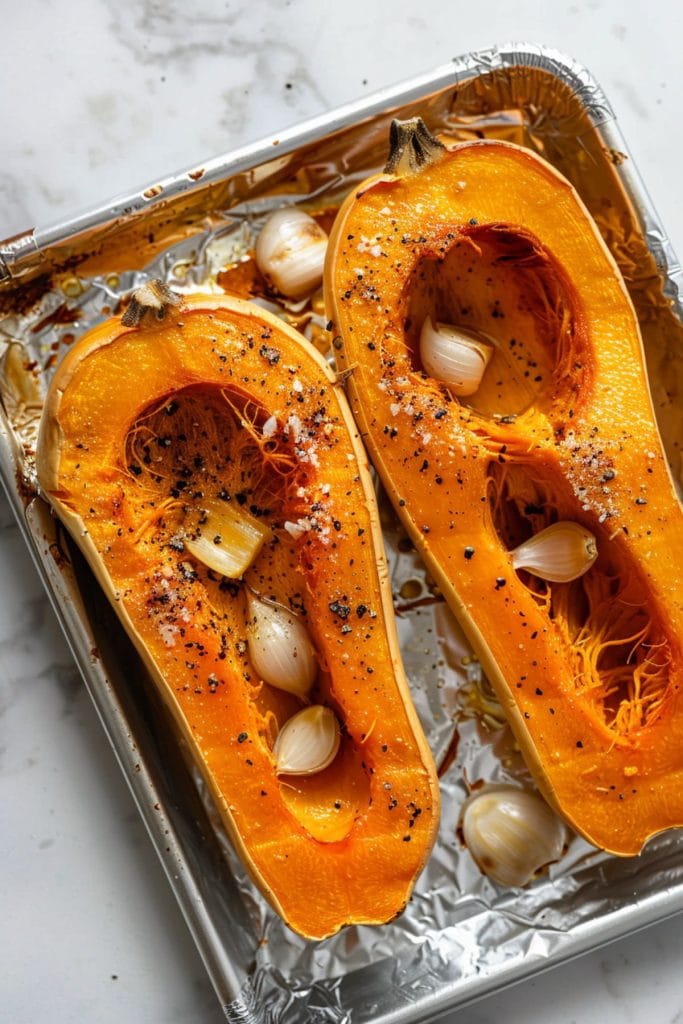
284;518;313;539
262;415;277;438
285;414;303;441
357;235;383;258
159;623;179;647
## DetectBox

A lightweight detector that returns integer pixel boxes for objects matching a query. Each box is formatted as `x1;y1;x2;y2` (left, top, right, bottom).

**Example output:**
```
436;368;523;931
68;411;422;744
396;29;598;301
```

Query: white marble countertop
2;3;683;1022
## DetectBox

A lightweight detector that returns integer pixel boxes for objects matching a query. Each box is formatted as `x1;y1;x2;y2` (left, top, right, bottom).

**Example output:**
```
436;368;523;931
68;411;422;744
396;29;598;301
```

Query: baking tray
2;42;683;1024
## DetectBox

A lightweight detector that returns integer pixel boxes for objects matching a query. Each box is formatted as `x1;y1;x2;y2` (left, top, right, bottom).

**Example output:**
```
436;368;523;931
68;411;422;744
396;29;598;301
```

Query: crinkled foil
2;44;683;1024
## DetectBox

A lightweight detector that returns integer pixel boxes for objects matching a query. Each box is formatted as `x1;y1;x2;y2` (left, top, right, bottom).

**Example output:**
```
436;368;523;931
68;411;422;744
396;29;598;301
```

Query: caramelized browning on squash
325;126;683;855
37;292;439;937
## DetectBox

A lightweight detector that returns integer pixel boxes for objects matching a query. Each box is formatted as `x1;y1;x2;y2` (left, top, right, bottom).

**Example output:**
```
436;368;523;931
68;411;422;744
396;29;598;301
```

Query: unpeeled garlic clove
273;705;341;776
419;317;494;396
245;592;318;698
461;784;567;887
255;207;328;299
511;521;598;583
184;499;269;579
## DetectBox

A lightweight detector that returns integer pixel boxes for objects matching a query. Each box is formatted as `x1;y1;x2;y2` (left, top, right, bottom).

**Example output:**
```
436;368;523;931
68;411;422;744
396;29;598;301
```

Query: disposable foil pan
2;42;683;1024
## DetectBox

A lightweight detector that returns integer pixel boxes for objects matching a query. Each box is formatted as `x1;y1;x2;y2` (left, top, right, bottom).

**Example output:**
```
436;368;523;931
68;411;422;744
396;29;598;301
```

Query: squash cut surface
325;135;683;855
37;292;439;937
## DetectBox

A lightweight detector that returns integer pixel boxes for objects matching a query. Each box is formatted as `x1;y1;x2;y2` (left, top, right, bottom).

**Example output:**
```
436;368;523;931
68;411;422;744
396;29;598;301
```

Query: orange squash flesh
36;292;439;938
325;134;683;856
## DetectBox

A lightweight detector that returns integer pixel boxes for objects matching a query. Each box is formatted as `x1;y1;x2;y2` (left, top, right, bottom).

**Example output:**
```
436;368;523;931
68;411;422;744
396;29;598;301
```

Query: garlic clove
184;499;269;579
461;784;567;887
255;207;328;300
245;592;318;698
511;521;598;583
419;317;494;396
273;705;341;776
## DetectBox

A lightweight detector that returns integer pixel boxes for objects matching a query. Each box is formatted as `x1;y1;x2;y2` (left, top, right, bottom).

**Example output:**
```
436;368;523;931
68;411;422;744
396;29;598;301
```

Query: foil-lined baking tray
2;43;683;1024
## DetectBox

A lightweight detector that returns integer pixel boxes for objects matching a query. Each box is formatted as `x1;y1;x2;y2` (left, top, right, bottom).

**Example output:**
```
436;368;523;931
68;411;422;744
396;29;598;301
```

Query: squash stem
121;279;181;327
384;118;445;175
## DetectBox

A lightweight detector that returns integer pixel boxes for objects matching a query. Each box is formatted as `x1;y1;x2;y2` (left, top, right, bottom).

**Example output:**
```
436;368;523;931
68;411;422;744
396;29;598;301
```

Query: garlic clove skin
255;207;328;300
461;784;567;887
511;521;598;583
183;499;269;579
273;705;341;776
245;592;318;698
419;317;494;396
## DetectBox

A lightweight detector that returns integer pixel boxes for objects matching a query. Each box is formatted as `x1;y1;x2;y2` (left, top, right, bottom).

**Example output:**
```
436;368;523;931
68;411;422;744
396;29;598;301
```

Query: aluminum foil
2;43;683;1024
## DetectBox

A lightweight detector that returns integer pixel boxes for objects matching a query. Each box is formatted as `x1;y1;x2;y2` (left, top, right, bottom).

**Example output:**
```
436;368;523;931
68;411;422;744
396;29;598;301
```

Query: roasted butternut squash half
36;287;439;938
325;119;683;856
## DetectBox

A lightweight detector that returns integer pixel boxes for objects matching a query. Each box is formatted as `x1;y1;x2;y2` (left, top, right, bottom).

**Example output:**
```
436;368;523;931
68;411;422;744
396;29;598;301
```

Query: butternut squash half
36;288;439;938
325;119;683;856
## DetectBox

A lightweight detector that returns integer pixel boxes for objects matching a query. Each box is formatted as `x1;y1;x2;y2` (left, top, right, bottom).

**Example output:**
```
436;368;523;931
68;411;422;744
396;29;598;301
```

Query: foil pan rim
0;41;611;286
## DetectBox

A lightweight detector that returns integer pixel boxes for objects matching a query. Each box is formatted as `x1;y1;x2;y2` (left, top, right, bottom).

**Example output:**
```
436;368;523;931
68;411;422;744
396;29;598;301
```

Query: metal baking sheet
2;42;683;1024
